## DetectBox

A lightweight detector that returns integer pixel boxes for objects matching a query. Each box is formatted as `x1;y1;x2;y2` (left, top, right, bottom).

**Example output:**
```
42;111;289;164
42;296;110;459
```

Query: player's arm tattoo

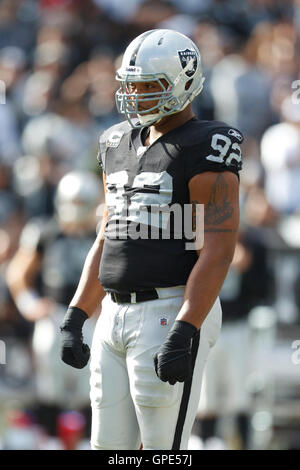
204;174;237;233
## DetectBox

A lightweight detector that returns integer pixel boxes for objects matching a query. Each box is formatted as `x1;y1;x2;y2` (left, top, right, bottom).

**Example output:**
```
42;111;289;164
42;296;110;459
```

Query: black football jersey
97;117;243;293
20;218;95;305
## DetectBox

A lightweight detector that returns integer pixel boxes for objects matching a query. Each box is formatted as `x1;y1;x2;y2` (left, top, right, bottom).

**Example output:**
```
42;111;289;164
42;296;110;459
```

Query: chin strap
137;112;162;125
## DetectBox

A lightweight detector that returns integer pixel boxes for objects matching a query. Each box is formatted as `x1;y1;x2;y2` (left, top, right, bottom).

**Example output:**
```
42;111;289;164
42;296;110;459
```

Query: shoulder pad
97;121;132;171
206;125;244;144
184;121;243;180
178;120;244;147
20;217;59;251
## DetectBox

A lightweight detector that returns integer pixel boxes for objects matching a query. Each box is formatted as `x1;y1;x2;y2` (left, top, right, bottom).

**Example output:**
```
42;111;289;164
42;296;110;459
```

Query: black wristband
170;320;198;338
60;306;88;331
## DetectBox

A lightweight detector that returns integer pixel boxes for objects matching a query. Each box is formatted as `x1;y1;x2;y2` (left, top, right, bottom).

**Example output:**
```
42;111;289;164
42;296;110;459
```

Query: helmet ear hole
185;79;193;91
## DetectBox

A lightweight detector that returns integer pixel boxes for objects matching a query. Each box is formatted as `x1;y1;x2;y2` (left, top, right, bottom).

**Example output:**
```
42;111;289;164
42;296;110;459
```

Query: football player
60;29;243;450
6;171;103;438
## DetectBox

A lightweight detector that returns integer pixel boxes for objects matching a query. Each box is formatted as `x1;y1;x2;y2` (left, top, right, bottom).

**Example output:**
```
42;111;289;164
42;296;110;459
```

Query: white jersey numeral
206;134;242;166
105;170;173;227
105;170;128;220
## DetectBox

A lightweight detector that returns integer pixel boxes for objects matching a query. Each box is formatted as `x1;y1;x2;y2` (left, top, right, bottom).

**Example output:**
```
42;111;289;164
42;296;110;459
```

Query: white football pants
89;287;222;450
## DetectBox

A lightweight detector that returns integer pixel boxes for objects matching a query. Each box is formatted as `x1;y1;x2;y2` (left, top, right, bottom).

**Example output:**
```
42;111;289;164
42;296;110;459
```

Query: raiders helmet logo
178;49;198;77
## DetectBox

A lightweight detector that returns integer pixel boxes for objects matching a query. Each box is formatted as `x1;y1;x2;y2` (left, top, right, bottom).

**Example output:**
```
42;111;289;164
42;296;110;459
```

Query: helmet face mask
115;29;205;128
116;73;177;126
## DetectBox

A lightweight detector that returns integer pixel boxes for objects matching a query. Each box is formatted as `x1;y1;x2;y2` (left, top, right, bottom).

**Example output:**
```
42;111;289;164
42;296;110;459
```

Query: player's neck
145;106;195;146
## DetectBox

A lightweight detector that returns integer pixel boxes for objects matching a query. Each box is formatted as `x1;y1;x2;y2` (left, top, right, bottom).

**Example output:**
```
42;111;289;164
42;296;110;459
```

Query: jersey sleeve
96;121;129;173
97;132;107;173
19;218;45;253
19;218;57;254
185;126;243;182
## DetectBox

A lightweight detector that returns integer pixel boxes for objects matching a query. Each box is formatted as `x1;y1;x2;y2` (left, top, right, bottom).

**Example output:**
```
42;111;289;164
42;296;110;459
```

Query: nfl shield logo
160;317;169;326
178;49;197;77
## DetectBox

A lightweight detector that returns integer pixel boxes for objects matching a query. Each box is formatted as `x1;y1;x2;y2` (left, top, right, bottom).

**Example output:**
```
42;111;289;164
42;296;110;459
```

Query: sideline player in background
7;171;103;439
60;29;243;450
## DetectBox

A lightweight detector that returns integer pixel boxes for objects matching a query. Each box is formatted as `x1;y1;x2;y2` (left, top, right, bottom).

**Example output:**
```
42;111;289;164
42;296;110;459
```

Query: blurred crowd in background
0;0;300;450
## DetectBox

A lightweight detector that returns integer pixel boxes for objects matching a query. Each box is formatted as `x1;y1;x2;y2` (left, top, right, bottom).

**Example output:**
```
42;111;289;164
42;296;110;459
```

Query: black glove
154;320;198;385
60;306;90;369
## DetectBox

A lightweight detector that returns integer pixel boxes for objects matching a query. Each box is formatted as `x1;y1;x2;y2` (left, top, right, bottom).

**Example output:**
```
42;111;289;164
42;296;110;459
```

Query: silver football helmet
55;171;103;228
115;29;205;128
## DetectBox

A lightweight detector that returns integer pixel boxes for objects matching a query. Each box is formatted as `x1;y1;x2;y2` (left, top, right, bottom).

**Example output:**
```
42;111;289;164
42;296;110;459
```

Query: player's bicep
188;171;239;259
